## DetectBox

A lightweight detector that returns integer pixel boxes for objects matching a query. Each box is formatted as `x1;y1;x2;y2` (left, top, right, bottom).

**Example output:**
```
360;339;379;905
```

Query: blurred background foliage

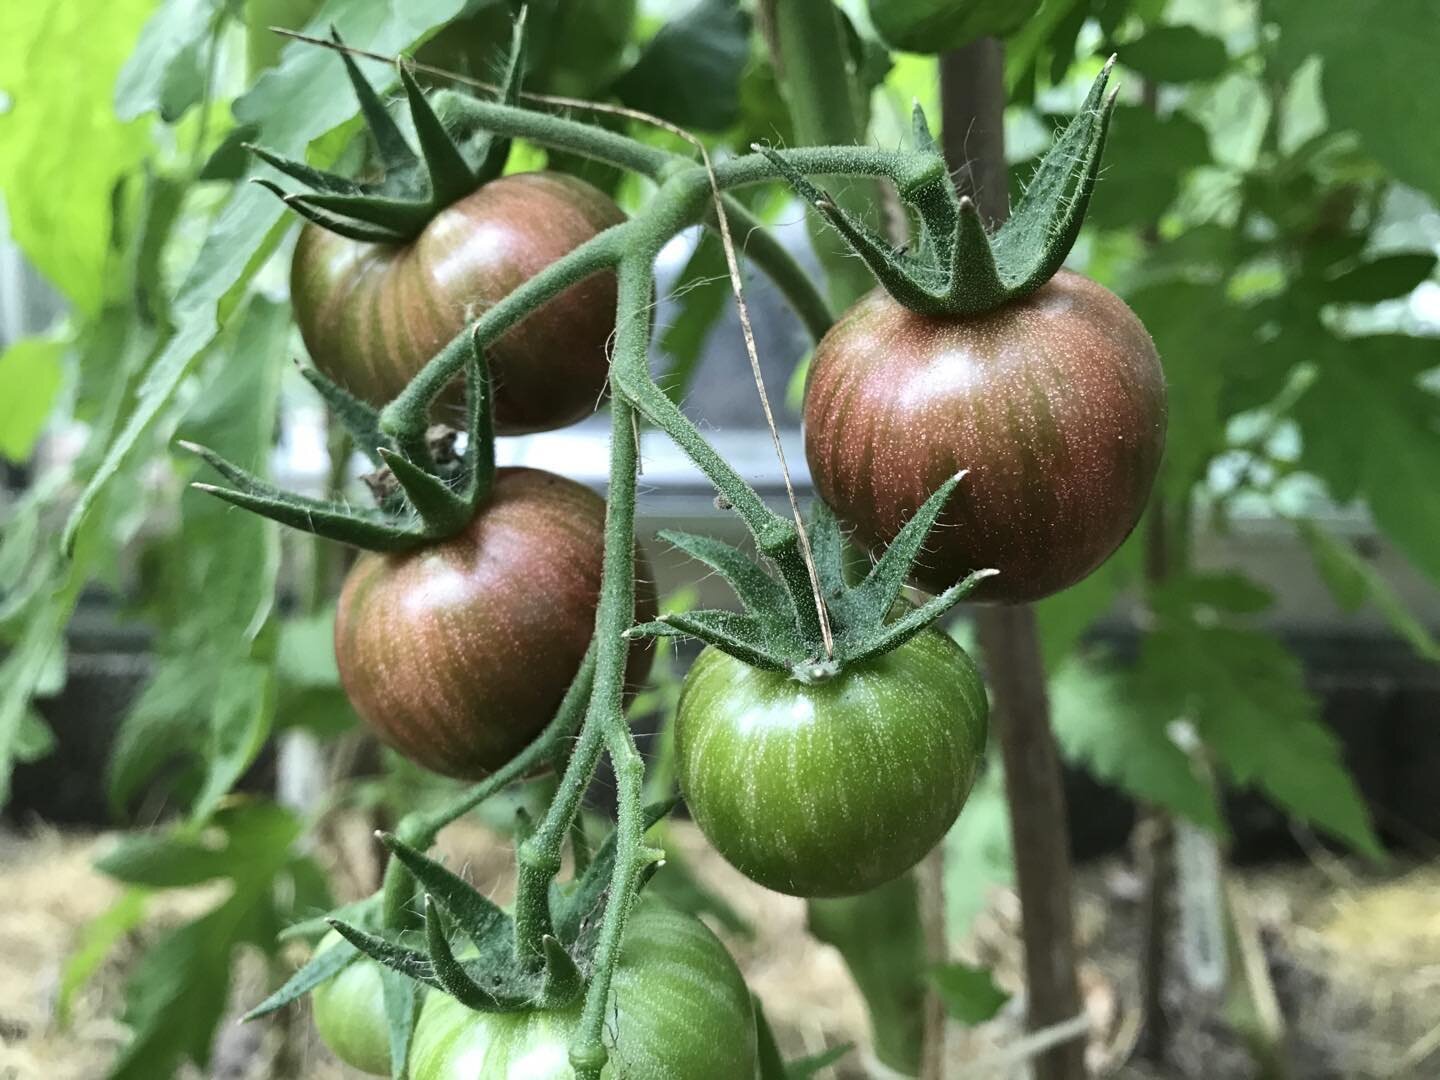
1;0;1438;1075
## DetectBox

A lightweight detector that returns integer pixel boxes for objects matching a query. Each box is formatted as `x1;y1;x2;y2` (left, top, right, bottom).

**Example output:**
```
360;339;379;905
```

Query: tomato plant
407;902;756;1079
805;269;1166;602
335;466;656;779
675;627;987;897
9;2;1426;1079
293;172;624;434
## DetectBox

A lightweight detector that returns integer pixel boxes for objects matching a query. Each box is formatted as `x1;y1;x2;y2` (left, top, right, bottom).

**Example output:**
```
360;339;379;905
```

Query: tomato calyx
181;327;500;551
247;15;527;245
626;472;997;682
291;798;675;1025
757;59;1117;319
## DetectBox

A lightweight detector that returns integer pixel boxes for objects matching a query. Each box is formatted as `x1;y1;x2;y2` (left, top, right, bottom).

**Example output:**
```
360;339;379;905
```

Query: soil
1;819;1437;1079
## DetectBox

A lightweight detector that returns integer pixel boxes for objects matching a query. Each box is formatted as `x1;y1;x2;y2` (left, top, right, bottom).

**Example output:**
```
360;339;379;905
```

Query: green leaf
114;0;223;122
1297;335;1440;587
58;889;149;1027
1051;657;1219;828
1150;572;1276;621
62;0;470;553
615;0;750;130
0;335;66;463
1135;624;1381;857
1298;519;1440;662
1035;531;1140;669
1118;25;1230;83
1267;0;1440;202
0;0;153;313
1086;106;1212;231
1321;253;1438;304
930;959;1009;1023
106;803;301;1080
1127;281;1259;496
869;0;1043;53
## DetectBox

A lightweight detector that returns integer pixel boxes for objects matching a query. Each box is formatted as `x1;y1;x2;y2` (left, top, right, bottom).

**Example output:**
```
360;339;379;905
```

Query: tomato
804;269;1166;603
310;930;392;1076
291;173;624;435
674;629;988;898
407;901;757;1079
334;468;657;779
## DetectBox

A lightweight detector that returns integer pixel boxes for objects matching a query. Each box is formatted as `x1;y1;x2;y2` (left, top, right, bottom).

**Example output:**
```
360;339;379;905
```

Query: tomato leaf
930;959;1009;1023
1117;25;1230;83
0;335;66;464
1134;623;1382;857
1051;657;1220;829
869;0;1043;54
1320;253;1438;304
105;804;301;1080
61;0;470;554
114;0;223;123
1267;0;1440;203
0;0;153;314
615;0;750;131
1297;335;1440;588
808;874;927;1075
244;935;361;1020
1297;519;1440;662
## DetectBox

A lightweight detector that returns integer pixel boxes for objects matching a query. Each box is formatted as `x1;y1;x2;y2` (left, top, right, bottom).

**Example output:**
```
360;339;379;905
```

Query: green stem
378;648;596;929
379;225;631;434
441;93;677;178
512;269;648;969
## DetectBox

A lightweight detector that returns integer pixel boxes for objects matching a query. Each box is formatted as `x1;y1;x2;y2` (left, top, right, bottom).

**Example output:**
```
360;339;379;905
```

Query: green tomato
675;629;988;898
311;930;392;1076
408;902;756;1079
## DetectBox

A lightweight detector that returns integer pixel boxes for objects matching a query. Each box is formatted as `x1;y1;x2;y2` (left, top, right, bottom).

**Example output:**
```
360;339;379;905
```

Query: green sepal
331;26;417;173
539;935;583;1004
655;530;800;644
377;447;470;534
422;896;520;1011
760;60;1117;318
190;481;424;550
296;363;387;467
254;179;410;244
846;568;998;665
185;310;497;552
627;611;794;672
379;833;511;949
242;935;361;1020
327;919;444;991
662;474;997;675
249;15;526;242
842;471;966;632
805;499;850;599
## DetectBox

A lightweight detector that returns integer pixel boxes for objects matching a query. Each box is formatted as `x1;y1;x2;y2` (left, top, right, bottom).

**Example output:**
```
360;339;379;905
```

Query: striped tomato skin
805;270;1166;603
291;172;624;435
333;468;656;779
407;902;757;1079
675;630;988;898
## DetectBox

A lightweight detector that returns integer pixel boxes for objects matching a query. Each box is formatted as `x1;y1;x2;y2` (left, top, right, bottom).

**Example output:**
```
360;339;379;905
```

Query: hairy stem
378;649;596;929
